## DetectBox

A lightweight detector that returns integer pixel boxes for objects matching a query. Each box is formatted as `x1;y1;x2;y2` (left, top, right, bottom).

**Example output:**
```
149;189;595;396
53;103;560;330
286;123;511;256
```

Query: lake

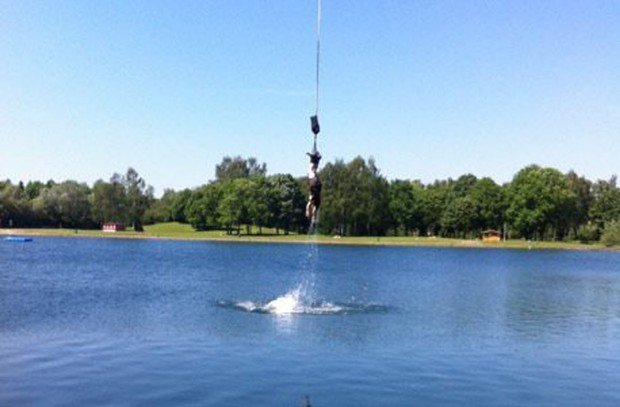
1;237;619;406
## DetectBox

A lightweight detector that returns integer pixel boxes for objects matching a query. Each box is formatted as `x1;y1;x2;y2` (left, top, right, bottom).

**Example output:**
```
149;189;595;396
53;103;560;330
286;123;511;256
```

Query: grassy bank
1;222;616;251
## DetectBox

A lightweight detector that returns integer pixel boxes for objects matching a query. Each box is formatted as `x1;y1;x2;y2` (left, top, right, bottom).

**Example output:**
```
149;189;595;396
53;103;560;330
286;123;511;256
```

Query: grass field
1;222;615;251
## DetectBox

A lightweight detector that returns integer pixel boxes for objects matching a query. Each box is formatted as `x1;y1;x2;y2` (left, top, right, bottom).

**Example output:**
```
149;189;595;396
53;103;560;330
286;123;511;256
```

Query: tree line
1;156;619;244
0;168;152;231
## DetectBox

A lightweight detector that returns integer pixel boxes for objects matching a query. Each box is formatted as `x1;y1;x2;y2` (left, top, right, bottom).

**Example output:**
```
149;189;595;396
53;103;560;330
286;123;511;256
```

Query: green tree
34;181;91;228
217;179;251;234
319;157;389;236
91;178;126;225
469;177;506;233
506;165;575;240
0;181;31;227
422;180;451;236
363;158;391;236
246;177;277;234
600;221;620;247
389;180;415;235
122;168;153;232
452;174;478;199
441;196;478;237
409;181;427;235
186;183;222;230
566;170;593;237
590;176;620;230
318;159;348;235
268;174;305;234
171;189;193;223
215;156;267;182
25;181;45;200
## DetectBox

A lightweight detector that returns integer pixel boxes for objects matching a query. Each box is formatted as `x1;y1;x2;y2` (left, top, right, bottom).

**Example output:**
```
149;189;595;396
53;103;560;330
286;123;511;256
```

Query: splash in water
218;231;387;316
218;283;388;315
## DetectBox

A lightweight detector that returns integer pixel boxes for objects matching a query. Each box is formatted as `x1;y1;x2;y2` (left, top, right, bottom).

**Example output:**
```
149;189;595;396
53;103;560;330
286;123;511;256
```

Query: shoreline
1;226;616;252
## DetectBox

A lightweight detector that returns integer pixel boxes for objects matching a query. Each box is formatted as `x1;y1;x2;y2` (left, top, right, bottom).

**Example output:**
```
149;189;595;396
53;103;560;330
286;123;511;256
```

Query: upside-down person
305;150;322;225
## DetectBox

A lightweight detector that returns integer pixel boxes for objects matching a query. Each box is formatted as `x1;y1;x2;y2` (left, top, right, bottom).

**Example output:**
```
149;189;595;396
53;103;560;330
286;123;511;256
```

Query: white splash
264;289;302;314
227;282;349;315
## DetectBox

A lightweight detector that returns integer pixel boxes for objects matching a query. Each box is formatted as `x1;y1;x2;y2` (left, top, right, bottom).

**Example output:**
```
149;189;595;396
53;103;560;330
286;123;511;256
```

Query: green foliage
217;179;251;234
423;180;451;236
0;181;32;227
25;181;45;200
589;177;620;229
246;177;277;234
389;180;415;235
2;158;619;245
91;179;126;224
268;174;305;234
441;196;477;237
123;168;153;231
215;156;267;181
185;184;222;231
319;156;390;236
506;165;576;240
89;168;153;230
566;171;593;235
469;177;506;232
600;221;620;247
576;223;599;243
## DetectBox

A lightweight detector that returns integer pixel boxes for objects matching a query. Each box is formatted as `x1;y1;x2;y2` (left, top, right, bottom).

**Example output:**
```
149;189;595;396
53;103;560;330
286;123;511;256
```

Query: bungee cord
311;0;322;153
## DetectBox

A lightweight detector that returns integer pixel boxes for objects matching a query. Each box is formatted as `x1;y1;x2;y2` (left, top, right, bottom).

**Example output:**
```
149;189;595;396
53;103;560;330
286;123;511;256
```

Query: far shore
1;223;617;252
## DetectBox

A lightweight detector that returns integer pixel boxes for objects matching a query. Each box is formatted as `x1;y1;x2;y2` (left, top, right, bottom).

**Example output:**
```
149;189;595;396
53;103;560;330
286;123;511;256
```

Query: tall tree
469;177;506;232
246;177;278;234
389;180;415;235
423;180;451;236
122;168;153;232
185;183;222;230
0;181;31;227
506;165;575;240
268;174;305;235
25;181;45;200
566;170;593;236
215;156;267;182
91;179;127;225
590;176;620;229
441;196;478;237
217;179;251;234
319;157;389;236
34;181;91;228
318;159;349;235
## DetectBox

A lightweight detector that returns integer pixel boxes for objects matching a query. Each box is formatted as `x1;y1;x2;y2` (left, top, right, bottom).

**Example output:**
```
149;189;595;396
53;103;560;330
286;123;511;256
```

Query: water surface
1;237;619;405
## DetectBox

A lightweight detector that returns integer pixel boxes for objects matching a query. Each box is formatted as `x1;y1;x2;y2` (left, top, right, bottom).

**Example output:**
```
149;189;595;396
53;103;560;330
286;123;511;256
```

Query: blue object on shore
4;236;33;242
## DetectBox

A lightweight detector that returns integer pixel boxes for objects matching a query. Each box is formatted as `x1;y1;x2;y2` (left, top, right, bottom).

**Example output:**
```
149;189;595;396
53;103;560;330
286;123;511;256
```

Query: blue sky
1;0;618;194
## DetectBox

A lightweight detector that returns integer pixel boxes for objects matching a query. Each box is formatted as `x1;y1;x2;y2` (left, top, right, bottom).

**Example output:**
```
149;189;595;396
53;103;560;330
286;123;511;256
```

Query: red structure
102;222;126;232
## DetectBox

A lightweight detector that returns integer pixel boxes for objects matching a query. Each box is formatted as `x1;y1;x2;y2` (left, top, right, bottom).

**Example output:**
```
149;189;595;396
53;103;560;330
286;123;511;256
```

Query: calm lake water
1;237;619;406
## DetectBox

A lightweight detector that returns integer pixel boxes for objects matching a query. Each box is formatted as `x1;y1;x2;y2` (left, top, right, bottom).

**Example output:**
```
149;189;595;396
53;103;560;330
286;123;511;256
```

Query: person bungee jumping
305;0;323;230
306;148;322;224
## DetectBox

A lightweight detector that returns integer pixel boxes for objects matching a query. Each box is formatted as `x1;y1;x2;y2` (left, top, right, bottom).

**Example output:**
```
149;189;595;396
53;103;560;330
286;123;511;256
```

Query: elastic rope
315;0;321;117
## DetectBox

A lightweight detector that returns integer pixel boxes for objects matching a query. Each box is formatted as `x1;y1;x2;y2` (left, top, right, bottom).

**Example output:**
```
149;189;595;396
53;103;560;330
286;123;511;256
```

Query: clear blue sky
1;0;618;194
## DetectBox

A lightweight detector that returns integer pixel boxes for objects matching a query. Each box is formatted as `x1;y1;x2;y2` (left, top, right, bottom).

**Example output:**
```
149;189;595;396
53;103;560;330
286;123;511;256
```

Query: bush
601;221;620;247
576;223;600;243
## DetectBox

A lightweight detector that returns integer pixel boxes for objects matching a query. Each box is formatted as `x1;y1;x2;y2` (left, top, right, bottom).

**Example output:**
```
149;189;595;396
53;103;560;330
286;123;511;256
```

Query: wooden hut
482;229;501;243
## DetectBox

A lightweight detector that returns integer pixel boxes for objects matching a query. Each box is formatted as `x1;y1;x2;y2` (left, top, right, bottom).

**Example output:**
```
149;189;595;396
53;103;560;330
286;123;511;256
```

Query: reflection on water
1;238;620;406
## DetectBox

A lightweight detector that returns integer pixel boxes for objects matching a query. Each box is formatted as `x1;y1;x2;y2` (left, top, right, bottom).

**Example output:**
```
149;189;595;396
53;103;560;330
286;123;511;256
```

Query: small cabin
482;229;501;243
102;222;126;232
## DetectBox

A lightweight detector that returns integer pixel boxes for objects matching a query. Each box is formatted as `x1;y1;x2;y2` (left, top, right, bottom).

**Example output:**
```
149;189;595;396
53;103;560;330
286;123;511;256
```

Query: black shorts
309;179;322;207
